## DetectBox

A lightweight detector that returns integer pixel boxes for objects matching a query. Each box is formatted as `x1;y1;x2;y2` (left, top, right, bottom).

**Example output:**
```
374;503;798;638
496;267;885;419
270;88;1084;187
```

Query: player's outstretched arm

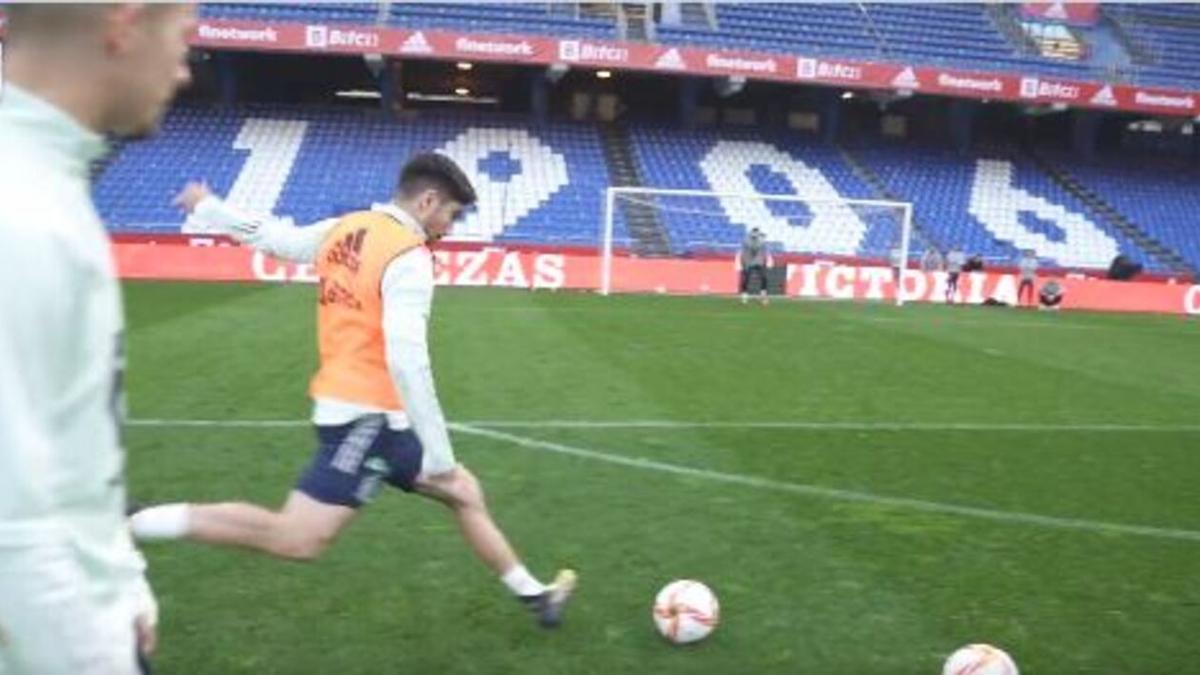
172;181;336;264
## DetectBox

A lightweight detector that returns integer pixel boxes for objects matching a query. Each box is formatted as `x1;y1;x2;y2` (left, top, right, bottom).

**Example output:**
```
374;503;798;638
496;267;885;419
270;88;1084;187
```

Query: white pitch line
449;423;1200;544
127;418;307;428
450;420;1200;433
122;416;1200;541
123;418;1200;433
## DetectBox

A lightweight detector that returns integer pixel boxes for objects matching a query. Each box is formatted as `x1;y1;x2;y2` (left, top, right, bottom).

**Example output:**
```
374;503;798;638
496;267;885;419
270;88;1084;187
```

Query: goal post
601;187;914;305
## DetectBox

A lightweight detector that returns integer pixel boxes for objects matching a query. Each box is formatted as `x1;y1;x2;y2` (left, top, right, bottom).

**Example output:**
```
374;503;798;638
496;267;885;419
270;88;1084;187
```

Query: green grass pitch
122;281;1200;674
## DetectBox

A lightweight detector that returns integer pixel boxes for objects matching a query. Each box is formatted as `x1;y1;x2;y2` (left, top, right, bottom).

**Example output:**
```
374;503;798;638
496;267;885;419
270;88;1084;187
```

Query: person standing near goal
945;248;966;304
921;246;944;273
0;5;196;673
131;153;577;628
889;245;905;285
737;227;773;305
1017;250;1038;307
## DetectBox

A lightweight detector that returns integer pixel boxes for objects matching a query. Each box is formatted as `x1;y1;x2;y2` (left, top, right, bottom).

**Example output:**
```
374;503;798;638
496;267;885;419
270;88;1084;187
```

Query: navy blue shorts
296;415;424;508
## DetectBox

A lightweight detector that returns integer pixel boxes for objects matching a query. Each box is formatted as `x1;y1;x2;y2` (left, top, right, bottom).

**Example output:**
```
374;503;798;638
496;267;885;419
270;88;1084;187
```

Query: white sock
501;564;546;598
130;503;191;541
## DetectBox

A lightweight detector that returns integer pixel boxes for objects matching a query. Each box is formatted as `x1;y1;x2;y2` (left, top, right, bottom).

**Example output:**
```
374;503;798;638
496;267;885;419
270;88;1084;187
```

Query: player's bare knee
273;531;332;562
268;515;333;562
422;465;484;511
454;466;485;509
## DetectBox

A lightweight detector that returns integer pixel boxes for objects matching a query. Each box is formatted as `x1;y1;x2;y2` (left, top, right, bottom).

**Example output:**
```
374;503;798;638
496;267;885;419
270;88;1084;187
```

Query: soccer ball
942;643;1019;675
652;580;719;644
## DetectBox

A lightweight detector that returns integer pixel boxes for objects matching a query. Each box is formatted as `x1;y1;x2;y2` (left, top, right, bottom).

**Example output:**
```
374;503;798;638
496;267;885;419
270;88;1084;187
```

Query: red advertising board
786;262;1200;315
182;19;1200;117
1020;2;1101;26
112;242;1200;317
2;15;1195;117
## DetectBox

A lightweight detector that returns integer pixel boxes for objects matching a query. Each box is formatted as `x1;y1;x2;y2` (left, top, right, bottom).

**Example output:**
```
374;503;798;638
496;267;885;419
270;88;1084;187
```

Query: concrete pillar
1071;109;1100;161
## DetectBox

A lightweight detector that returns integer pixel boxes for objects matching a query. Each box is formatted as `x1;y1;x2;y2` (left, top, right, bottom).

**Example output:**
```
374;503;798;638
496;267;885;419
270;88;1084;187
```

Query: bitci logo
1020;77;1039;99
796;57;817;79
558;40;580;62
306;25;328;49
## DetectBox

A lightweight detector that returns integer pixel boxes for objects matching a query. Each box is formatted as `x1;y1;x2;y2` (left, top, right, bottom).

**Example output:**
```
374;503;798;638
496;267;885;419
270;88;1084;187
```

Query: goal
600;187;914;305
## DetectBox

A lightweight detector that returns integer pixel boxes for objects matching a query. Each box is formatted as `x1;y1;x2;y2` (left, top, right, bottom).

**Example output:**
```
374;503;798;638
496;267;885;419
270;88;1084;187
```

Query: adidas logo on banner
400;31;433;55
654;48;687;70
1090;85;1118;107
891;67;920;90
1045;2;1069;20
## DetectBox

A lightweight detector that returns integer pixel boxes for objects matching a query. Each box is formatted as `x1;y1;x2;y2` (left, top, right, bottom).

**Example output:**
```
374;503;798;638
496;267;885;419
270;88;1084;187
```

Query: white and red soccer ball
652;579;719;644
650;579;1018;675
942;643;1019;675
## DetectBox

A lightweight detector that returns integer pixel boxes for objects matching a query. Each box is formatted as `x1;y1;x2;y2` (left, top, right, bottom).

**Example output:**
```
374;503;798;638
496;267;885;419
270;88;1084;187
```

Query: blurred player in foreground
0;5;195;673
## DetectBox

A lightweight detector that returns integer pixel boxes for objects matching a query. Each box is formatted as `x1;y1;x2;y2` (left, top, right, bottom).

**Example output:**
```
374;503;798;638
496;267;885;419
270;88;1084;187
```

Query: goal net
600;187;915;305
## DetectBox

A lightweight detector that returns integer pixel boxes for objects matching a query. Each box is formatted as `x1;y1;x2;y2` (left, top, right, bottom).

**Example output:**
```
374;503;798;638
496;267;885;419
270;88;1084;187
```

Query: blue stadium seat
1042;151;1200;271
846;139;1164;271
200;3;379;25
94;106;1188;273
95;105;621;248
194;3;1200;88
628;126;889;257
198;2;616;40
387;4;614;39
1105;4;1200;89
657;3;1102;84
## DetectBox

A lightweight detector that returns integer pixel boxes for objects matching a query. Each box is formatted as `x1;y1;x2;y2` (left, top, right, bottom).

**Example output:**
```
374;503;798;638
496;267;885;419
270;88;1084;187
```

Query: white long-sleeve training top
0;85;148;595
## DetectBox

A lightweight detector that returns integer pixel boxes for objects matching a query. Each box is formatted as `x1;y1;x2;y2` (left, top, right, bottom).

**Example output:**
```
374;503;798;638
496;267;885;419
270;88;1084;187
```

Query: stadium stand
862;3;1091;77
94;105;621;248
1041;152;1200;272
387;2;615;39
656;3;879;57
195;2;1200;90
199;2;380;25
83;3;1199;276
200;2;616;39
844;140;1163;271
1104;3;1200;89
96;104;1196;273
627;125;898;257
657;3;1138;82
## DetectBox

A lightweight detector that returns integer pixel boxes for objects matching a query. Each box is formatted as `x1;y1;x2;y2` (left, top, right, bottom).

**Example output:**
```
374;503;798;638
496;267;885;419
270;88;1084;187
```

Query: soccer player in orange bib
131;153;576;627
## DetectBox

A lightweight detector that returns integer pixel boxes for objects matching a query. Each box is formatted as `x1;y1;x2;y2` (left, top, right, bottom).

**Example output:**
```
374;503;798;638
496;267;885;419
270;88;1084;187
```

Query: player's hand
135;613;158;656
132;573;160;656
173;181;212;214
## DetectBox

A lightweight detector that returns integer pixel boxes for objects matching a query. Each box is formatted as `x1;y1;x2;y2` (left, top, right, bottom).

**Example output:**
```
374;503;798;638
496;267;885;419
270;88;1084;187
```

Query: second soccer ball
942;643;1019;675
652;579;719;644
